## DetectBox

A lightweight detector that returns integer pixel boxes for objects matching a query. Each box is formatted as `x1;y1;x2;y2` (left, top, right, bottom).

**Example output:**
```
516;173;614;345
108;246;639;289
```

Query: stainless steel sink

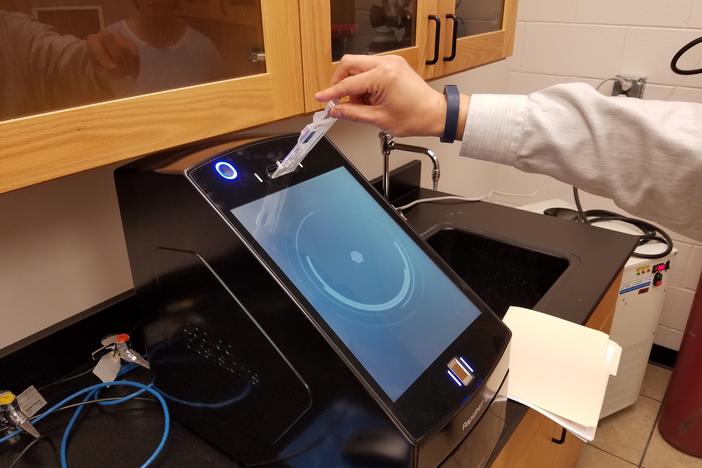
425;228;570;317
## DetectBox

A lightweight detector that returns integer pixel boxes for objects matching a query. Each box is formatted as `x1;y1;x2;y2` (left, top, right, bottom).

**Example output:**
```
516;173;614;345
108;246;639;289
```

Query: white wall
493;0;702;350
0;164;134;349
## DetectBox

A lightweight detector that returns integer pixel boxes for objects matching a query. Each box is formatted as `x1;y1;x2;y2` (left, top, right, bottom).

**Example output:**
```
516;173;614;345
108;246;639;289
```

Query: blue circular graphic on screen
295;207;418;326
215;161;238;180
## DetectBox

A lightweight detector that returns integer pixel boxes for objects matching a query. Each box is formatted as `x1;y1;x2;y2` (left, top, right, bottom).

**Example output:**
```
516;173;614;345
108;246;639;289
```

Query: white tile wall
668;242;692;287
500;0;702;350
520;23;626;78
669;86;702;102
517;0;576;22
655;325;684;350
507;72;566;94
643;84;676;100
576;0;693;28
512;22;526;70
620;27;702;87
684;246;702;290
689;2;702;28
660;287;696;329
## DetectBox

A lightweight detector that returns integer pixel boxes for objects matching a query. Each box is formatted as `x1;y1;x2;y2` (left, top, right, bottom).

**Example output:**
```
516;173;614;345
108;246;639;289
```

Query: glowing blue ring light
215;161;238;180
305;241;412;312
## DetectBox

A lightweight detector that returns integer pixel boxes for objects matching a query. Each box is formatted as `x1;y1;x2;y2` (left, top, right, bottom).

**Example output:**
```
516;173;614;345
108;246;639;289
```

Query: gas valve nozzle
92;333;150;382
0;390;40;438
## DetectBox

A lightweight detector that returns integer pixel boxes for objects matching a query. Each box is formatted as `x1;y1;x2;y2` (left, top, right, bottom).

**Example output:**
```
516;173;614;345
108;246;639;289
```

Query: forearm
458;82;702;240
24;18;112;107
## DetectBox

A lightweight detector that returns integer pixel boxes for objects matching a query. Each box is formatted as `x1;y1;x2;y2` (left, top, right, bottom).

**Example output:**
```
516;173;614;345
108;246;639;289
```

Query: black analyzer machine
115;133;511;467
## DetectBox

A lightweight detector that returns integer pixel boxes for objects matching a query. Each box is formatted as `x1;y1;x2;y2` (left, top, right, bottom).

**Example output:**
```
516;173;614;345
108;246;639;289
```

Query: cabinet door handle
426;15;442;65
443;14;458;61
552;428;567;445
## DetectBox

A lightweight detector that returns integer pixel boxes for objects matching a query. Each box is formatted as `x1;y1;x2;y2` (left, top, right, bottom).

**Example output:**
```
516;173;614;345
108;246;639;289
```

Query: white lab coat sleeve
8;11;110;112
460;82;702;241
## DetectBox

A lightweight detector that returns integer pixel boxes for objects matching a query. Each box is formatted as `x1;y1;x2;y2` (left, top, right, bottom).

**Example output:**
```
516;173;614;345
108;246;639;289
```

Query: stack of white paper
503;306;622;442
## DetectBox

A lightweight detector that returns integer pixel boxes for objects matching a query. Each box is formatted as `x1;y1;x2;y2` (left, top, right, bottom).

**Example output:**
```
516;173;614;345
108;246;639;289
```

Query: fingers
329;54;385;85
317;54;410;102
88;30;139;78
315;54;426;136
315;71;375;102
330;102;382;127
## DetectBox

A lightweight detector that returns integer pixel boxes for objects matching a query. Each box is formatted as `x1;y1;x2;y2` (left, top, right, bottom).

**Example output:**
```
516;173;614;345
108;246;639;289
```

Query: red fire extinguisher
658;271;702;457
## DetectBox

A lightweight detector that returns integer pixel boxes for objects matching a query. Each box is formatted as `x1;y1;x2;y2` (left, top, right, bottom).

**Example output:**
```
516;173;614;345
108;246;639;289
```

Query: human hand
315;55;446;138
87;29;139;79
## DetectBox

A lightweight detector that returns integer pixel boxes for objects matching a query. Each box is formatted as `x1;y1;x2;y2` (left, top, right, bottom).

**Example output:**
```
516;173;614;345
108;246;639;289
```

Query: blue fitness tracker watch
441;85;460;143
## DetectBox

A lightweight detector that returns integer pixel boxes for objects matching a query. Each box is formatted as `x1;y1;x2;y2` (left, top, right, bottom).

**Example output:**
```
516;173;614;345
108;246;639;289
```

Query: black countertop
404;188;638;463
406;188;637;325
0;186;638;467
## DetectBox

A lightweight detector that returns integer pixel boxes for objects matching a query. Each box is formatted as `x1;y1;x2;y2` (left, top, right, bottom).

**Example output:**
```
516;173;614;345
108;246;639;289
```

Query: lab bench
0;167;637;467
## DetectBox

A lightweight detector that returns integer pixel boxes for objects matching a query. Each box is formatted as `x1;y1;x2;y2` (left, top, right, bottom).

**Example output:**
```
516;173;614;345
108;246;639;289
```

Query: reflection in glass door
0;0;266;121
454;0;503;38
330;0;417;61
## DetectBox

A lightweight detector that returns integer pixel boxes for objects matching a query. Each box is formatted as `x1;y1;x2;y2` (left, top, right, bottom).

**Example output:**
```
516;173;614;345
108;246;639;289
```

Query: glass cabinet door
0;0;304;193
453;0;503;38
330;0;418;60
300;0;438;112
435;0;516;77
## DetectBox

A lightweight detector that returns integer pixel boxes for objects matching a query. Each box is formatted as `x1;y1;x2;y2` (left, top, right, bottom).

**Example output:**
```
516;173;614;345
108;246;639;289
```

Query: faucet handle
100;334;150;369
92;333;150;382
379;131;394;155
0;390;40;438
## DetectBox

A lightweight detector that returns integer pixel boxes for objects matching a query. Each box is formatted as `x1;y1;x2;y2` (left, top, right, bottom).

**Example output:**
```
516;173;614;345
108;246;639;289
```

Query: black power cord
7;436;55;468
671;35;702;75
567;187;673;259
572;186;589;225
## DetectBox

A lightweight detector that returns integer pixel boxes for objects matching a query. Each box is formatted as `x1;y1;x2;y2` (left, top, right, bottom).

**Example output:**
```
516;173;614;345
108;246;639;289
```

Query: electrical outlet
612;74;647;98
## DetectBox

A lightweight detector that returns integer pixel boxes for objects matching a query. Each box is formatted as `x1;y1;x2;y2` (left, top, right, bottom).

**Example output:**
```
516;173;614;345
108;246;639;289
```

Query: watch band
441;85;460;143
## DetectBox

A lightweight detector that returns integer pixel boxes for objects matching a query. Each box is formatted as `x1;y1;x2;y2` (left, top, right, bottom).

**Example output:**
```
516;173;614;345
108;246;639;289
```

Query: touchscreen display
231;167;480;401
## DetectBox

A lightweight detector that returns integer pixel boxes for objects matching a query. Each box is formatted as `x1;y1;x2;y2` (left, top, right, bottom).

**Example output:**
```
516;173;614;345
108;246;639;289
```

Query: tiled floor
575;363;702;468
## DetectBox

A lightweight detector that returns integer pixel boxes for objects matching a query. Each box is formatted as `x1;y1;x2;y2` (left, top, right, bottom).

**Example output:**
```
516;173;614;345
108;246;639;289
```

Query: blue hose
59;381;168;468
0;381;169;468
0;362;146;444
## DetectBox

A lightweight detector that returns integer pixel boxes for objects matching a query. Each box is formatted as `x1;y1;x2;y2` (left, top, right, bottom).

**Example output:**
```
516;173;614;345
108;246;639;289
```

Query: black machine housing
115;133;510;467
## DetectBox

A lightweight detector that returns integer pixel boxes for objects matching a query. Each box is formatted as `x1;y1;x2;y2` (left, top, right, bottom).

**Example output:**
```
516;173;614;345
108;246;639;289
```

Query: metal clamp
92;333;150;370
0;390;40;438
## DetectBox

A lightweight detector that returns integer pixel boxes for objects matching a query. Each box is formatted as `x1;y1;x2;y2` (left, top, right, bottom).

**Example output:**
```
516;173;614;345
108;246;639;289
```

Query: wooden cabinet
0;0;303;194
0;0;518;194
299;0;438;112
180;0;263;27
300;0;519;111
491;271;623;468
430;0;518;79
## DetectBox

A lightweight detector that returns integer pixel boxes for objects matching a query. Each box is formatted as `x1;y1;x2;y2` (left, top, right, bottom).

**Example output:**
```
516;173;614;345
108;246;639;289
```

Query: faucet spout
379;132;440;201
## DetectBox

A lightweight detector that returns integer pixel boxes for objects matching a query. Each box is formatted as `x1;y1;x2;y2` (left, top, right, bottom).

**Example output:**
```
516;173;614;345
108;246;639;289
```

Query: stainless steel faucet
379;132;440;201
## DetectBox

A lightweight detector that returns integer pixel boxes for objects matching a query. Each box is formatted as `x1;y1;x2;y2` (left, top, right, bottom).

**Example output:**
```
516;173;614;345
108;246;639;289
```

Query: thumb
315;72;374;102
331;102;382;127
